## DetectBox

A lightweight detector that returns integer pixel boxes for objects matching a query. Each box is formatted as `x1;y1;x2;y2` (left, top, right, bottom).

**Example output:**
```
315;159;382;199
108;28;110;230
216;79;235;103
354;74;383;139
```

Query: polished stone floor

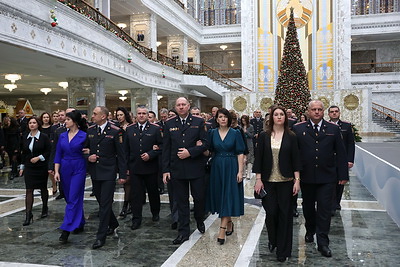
0;143;399;266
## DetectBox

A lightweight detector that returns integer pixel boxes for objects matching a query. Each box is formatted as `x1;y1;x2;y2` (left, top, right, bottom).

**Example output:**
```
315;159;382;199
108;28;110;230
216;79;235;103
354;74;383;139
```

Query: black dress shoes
318;245;332;257
106;227;116;236
92;239;105;249
152;214;160;222
172;235;189;245
59;230;70;244
72;227;84;234
331;209;336;217
130;221;141;230
305;233;314;243
197;221;205;234
55;194;64;200
277;256;287;262
171;222;178;230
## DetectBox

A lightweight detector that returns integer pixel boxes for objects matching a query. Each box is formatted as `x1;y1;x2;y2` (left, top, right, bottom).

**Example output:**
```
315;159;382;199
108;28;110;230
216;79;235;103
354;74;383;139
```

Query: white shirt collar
310;119;323;128
27;131;41;139
99;121;108;132
138;122;147;128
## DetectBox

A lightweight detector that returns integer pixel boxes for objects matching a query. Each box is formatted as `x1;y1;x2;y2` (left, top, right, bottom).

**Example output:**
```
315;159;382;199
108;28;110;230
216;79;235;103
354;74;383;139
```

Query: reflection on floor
0;164;399;266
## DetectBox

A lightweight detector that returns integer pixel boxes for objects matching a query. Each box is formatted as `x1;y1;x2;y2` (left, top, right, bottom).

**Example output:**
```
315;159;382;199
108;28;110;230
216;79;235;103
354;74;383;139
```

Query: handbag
254;188;267;199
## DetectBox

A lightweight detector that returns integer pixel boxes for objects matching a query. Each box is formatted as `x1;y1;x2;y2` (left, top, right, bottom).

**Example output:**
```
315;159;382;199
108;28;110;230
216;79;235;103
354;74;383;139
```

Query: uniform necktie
139;125;143;133
182;119;185;126
314;124;319;135
97;126;102;135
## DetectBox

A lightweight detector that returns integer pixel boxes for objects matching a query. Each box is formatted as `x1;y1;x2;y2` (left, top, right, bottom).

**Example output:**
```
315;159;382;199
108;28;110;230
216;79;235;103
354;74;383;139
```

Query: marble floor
0;148;399;266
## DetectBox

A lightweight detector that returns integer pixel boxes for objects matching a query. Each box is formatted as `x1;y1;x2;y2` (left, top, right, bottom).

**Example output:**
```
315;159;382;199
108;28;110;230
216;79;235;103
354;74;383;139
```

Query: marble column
130;88;158;113
240;0;256;91
167;35;188;64
129;14;158;52
188;43;201;64
66;77;105;115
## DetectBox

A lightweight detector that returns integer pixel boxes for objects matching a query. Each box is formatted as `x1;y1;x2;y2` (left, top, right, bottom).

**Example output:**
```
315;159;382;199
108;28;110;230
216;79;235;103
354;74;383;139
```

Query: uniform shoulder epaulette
110;124;120;130
326;120;338;125
166;116;176;121
341;120;351;124
126;123;135;128
88;124;96;129
205;121;211;125
294;121;307;126
192;115;203;119
150;122;160;127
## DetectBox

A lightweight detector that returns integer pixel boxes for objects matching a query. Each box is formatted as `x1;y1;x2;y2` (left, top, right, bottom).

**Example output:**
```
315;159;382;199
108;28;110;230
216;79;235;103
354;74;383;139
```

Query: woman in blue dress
54;110;88;243
205;108;245;245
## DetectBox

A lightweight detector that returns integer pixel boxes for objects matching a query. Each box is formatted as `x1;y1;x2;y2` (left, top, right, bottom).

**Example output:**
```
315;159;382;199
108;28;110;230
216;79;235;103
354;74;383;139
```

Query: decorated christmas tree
274;8;311;116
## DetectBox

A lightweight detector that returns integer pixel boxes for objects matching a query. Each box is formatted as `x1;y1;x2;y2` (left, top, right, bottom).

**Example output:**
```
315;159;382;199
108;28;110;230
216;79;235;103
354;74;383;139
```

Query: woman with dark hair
19;117;51;225
240;115;254;179
40;112;53;136
299;114;307;122
253;106;301;262
115;107;133;218
3;117;21;179
205;108;245;245
54;110;87;243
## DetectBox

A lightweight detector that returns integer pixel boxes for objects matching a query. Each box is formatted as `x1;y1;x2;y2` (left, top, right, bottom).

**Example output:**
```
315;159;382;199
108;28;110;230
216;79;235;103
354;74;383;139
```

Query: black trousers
167;179;178;224
130;172;160;223
92;179;119;241
173;176;205;237
332;183;344;210
262;181;293;258
301;182;335;247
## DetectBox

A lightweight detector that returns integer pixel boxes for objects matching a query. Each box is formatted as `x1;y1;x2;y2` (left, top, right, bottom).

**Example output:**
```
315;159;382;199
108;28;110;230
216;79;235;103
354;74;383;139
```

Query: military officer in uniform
250;109;264;149
86;106;127;249
292;100;348;257
126;106;163;230
328;105;355;215
162;97;209;245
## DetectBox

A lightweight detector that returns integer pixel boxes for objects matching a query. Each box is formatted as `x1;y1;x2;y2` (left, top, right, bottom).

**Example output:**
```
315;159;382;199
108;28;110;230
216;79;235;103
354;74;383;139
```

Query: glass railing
351;61;400;73
351;0;400;15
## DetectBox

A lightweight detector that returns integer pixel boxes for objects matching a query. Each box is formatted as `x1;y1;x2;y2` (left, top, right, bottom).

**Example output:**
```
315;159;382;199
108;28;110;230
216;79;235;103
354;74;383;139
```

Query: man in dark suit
162;97;208;245
126;106;162;230
250;109;264;149
86;106;127;249
207;106;218;129
293;100;348;257
328;105;355;215
17;109;28;135
48;109;69;200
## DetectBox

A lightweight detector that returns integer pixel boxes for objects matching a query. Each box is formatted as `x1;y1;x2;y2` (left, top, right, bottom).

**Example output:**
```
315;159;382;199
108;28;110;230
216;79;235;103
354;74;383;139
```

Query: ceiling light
230;61;235;67
157;95;163;100
60;98;67;101
117;23;127;29
4;84;17;92
58;82;68;89
119;96;127;101
40;88;52;95
220;45;228;50
156;41;162;47
5;74;21;83
118;90;129;96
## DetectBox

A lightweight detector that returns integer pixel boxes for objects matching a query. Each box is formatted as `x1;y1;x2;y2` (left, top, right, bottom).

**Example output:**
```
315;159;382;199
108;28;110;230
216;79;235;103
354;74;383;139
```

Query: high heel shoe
41;206;48;218
226;221;234;236
59;230;70;244
217;227;226;245
23;212;33;226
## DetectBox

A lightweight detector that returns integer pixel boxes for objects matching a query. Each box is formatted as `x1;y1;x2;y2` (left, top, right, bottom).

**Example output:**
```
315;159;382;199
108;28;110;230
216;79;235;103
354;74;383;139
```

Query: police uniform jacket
86;122;127;180
292;120;348;184
336;120;355;163
125;122;163;175
250;117;264;135
162;114;208;179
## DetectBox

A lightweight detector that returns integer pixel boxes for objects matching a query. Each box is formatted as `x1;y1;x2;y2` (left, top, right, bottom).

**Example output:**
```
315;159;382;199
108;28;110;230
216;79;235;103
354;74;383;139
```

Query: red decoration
51;22;58;27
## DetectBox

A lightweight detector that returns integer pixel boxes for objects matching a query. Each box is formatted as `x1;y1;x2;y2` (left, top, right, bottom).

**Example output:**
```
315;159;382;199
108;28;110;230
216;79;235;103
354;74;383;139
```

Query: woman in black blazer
253;105;301;262
19;117;51;226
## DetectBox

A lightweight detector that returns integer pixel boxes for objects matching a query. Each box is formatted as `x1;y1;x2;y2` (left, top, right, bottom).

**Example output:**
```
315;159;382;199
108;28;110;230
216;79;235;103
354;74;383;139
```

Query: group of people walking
0;97;354;261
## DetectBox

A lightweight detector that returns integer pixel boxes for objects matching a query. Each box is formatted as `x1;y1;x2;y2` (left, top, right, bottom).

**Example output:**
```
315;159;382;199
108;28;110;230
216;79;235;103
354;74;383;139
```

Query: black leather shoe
171;222;178;230
41;206;48;218
197;221;205;234
90;192;95;197
92;239;105;249
277;256;287;262
305;233;314;243
55;194;64;200
106;227;116;236
130;221;141;230
72;227;84;234
152;214;160;222
268;242;277;253
172;235;189;245
59;230;70;244
318;246;332;257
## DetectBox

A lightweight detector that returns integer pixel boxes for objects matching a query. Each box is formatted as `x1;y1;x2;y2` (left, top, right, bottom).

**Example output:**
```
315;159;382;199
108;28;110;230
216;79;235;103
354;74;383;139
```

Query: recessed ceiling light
117;23;127;29
4;84;17;92
40;88;52;95
5;74;21;83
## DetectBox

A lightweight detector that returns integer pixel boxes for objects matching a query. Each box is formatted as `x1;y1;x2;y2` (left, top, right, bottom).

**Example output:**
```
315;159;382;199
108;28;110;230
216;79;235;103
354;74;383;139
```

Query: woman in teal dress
54;110;87;243
205;108;245;245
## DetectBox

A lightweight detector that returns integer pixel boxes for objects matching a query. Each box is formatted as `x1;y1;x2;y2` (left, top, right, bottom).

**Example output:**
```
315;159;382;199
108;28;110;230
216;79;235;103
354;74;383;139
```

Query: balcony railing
57;0;248;92
351;0;400;15
173;0;185;9
351;61;400;73
372;102;400;124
